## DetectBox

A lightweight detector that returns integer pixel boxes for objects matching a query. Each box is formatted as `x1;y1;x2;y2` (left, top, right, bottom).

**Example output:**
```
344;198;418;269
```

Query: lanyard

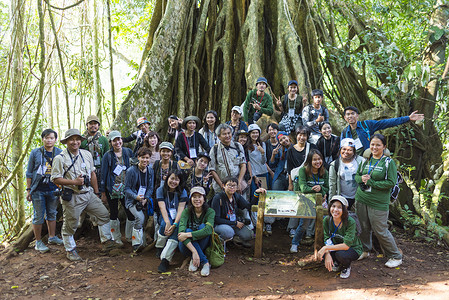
288;96;297;112
330;220;342;239
67;151;84;176
312;173;320;185
368;155;383;174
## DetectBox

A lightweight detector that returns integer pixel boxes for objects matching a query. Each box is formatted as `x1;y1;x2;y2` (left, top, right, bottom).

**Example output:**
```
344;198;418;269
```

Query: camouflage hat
60;129;86;144
86;115;101;126
190;186;206;197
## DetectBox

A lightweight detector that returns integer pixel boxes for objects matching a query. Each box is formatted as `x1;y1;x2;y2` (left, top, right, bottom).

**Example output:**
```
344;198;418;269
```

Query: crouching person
178;187;215;276
317;196;362;279
124;147;154;252
51;129;118;261
156;169;188;272
211;177;254;248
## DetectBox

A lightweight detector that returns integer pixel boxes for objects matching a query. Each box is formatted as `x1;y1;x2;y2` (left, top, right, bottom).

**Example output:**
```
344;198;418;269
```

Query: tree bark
93;0;102;121
106;0;116;119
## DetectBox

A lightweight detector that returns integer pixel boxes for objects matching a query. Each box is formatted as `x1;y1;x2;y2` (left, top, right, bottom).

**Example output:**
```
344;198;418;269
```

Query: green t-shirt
355;156;397;211
295;166;329;196
323;216;363;256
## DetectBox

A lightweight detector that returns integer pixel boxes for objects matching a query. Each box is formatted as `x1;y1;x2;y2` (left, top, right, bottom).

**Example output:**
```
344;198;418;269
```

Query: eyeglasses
226;184;237;188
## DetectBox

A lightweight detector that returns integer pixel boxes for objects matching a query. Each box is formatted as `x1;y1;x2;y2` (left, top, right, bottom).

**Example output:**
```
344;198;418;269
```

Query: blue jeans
292;218;312;246
178;224;210;265
31;190;59;225
251;173;269;205
248;112;262;125
272;174;288;191
159;217;178;240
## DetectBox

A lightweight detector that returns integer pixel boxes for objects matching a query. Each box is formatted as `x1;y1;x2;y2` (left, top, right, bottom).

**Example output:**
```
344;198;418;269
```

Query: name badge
288;108;295;117
94;152;101;166
37;165;47;175
229;213;236;222
113;165;124;176
169;208;177;220
353;138;363;150
189;148;197;159
364;186;372;192
325;238;334;246
137;186;146;197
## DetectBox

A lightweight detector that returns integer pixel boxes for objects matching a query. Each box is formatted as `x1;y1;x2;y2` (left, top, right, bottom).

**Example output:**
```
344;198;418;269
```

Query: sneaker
289;228;295;238
332;262;340;272
385;258;402;268
340;266;351;279
290;244;298;253
48;236;64;245
358;251;369;260
201;263;210;276
265;224;272;235
66;248;82;261
35;240;49;253
158;258;169;273
189;259;198;272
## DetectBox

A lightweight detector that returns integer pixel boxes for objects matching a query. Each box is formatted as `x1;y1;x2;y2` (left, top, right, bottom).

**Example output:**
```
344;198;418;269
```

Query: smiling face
250;130;259;142
268;126;278;139
340;146;355;161
288;84;298;95
66;135;82;153
311;153;323;171
330;201;343;220
206;113;216;127
186;120;197;132
231;110;241;121
344;110;359;127
296;132;308;145
147;135;158;148
43;133;56;149
256;82;267;92
111;137;123;152
224;181;238;195
218;128;232;146
191;193;205;209
160;148;172;160
279;135;291;147
196;157;209;171
139;123;150;134
167;173;180;191
370;137;386;158
168;118;178;129
87;121;99;135
237;134;248;145
137;153;150;169
320;123;332;139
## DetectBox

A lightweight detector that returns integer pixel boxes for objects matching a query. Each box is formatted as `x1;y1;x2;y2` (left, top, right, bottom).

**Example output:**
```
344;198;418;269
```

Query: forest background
1;0;449;249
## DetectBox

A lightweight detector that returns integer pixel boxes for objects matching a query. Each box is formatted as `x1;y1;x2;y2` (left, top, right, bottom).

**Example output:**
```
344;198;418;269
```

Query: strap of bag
205;221;215;247
221;146;232;177
182;132;190;158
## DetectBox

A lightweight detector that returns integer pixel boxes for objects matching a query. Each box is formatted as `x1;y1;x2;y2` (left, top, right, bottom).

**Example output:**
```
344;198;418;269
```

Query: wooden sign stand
252;193;324;258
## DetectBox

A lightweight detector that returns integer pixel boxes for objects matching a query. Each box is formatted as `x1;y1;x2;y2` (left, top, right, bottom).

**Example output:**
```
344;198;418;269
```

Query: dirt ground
1;222;449;300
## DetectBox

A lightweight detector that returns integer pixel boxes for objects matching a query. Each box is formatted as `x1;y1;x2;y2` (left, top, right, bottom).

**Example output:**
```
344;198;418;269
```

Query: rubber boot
132;228;144;252
125;219;134;243
110;219;123;246
98;222;113;243
160;239;178;262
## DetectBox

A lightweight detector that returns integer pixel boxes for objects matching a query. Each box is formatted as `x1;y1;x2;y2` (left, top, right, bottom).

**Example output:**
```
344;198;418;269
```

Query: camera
53;188;62;197
41;175;51;185
359;183;370;191
135;201;144;211
237;217;251;225
78;175;90;190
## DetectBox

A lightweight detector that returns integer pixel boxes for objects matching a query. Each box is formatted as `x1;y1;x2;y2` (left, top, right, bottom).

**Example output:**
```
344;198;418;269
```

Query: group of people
26;77;424;278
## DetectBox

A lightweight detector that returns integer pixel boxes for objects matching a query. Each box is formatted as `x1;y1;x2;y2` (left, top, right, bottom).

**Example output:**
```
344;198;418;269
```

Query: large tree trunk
10;0;25;233
112;0;320;135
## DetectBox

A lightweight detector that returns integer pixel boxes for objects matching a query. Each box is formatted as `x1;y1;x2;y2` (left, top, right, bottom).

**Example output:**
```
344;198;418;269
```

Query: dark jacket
124;165;154;209
100;147;133;193
211;192;251;226
175;131;211;161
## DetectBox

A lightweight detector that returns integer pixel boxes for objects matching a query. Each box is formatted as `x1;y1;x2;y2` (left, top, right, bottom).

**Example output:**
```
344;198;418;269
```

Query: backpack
385;157;403;203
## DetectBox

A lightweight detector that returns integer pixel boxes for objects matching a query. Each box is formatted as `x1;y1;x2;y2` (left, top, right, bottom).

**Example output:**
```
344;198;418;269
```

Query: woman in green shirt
355;134;402;268
317;195;363;279
178;186;215;277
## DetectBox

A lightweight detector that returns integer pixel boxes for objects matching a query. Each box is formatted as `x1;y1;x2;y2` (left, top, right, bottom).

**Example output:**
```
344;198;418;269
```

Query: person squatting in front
155;169;188;273
317;195;363;279
51;129;118;262
178;186;215;277
124;147;154;252
100;130;135;246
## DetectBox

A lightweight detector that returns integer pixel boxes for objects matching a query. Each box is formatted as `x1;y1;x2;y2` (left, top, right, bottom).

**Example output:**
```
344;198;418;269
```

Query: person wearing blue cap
242;77;274;124
274;80;307;135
